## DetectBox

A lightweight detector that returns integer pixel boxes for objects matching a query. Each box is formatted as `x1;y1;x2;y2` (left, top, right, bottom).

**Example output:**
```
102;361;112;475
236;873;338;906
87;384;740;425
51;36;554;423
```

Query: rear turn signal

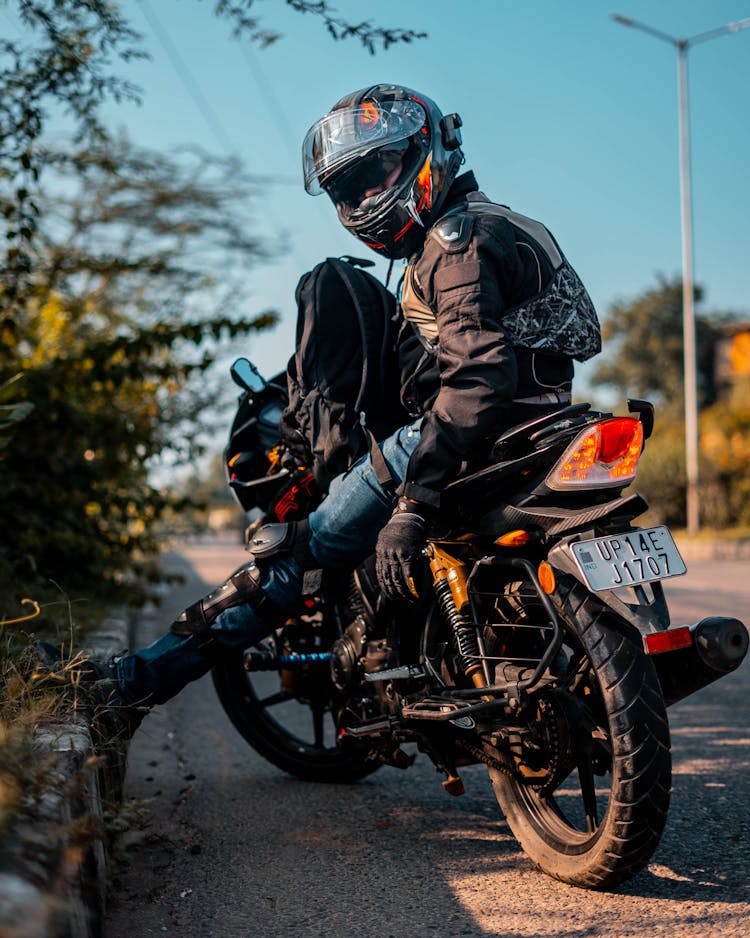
537;562;556;595
546;417;644;490
495;529;532;547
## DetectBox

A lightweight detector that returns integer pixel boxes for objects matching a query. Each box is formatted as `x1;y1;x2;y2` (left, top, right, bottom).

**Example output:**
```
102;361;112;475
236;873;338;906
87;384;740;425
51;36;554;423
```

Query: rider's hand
375;497;430;602
281;428;312;468
280;448;300;470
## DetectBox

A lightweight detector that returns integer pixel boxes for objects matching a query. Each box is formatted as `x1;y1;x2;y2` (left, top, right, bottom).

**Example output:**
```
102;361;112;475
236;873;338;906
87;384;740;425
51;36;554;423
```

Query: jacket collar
439;171;479;215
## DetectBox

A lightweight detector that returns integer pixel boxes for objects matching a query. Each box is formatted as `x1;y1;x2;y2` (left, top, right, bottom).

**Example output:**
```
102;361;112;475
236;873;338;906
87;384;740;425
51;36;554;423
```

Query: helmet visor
302;100;426;195
325;143;409;209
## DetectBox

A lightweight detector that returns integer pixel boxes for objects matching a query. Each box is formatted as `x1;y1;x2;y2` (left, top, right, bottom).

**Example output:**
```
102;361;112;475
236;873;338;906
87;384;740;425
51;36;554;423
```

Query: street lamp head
610;14;679;45
613;12;750;48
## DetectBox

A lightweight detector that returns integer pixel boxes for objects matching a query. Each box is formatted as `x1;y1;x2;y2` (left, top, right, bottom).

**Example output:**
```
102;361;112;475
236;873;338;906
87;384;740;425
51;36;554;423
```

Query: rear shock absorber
425;544;485;689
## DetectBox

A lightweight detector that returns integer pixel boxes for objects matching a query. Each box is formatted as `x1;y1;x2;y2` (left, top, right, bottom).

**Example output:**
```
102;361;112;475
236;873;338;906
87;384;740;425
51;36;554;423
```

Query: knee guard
170;520;320;657
249;519;324;595
247;519;318;570
170;560;283;657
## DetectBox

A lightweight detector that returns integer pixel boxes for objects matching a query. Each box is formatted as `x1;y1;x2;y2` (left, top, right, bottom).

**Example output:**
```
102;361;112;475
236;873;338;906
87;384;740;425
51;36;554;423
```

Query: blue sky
26;1;750;387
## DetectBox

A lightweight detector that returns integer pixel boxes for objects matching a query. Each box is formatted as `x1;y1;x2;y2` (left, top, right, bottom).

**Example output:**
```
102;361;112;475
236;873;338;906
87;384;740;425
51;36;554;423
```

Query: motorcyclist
40;83;600;731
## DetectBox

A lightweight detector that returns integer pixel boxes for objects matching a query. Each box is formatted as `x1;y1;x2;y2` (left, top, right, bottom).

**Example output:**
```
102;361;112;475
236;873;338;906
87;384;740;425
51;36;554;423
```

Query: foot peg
442;772;465;796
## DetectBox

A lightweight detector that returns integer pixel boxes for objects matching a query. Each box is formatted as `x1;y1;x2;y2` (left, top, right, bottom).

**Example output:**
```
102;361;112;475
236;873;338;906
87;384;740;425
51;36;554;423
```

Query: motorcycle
213;356;748;890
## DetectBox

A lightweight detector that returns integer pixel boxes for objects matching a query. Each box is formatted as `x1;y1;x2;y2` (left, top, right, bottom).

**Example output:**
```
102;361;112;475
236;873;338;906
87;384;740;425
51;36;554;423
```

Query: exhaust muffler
645;616;748;707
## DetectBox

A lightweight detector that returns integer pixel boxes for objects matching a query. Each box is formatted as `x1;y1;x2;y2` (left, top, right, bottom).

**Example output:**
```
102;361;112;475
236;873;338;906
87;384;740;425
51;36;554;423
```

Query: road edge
0;614;133;938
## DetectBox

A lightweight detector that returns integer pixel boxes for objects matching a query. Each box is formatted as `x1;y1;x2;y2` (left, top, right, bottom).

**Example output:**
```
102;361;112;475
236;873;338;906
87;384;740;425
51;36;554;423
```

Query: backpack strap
327;257;395;491
363;421;395;491
327;257;376;413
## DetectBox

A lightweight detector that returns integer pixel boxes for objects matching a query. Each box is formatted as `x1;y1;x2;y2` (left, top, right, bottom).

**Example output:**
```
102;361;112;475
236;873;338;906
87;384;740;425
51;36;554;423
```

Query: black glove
279;431;309;469
375;497;430;602
280;411;312;468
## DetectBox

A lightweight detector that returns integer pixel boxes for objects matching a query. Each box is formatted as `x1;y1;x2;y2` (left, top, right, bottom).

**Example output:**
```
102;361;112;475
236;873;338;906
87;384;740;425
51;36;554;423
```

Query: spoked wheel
489;581;672;889
212;632;380;784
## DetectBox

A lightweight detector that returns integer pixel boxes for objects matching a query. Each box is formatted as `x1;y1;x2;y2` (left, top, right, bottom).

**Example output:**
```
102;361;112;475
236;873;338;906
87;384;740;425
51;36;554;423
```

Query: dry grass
0;640;61;837
0;593;113;839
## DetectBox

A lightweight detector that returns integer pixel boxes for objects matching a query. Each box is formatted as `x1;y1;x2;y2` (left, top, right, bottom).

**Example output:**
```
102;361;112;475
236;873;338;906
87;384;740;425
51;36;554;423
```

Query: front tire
212;647;380;784
490;581;672;889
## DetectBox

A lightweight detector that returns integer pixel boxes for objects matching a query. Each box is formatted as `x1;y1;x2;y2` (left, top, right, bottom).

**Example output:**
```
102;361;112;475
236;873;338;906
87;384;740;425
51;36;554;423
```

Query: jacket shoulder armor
428;212;474;254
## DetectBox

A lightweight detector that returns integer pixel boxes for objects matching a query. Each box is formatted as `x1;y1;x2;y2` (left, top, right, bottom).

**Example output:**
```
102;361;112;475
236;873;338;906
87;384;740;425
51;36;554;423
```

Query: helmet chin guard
303;84;463;259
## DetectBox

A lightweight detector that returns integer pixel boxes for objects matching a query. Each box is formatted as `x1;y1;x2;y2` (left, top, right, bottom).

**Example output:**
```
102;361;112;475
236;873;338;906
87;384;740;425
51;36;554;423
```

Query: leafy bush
699;381;750;528
0;139;276;606
632;422;688;527
0;375;34;451
632;393;750;530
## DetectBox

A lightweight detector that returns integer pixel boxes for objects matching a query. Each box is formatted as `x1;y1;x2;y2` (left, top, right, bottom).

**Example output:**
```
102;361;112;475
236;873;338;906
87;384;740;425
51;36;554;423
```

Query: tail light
545;417;644;490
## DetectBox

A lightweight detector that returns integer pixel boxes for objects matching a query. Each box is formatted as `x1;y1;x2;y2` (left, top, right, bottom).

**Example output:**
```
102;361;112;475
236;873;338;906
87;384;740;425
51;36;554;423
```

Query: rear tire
489;580;672;889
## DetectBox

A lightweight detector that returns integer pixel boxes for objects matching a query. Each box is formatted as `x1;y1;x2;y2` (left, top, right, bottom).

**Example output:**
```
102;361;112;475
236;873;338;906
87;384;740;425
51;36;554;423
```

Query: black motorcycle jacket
397;172;600;507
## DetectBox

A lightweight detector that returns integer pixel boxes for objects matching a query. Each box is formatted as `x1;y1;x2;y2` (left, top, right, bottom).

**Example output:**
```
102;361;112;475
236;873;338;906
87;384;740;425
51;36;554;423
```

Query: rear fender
546;535;671;632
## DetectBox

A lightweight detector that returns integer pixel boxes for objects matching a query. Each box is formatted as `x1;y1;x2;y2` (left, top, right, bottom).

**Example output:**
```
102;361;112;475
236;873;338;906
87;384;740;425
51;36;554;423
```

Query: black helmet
303;84;463;259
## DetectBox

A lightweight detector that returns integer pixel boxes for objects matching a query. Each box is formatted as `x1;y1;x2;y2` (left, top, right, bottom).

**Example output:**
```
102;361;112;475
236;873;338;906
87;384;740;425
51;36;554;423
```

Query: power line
136;0;238;156
135;0;297;188
0;8;22;36
134;0;344;275
239;43;299;158
238;41;341;233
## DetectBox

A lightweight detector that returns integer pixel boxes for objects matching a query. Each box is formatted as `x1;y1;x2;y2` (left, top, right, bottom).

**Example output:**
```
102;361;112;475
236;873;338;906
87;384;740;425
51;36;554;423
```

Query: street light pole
611;14;750;534
676;38;700;536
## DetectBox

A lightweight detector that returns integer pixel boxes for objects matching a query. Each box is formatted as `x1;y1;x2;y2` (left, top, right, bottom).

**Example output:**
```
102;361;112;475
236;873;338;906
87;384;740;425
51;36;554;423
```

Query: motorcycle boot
35;640;151;739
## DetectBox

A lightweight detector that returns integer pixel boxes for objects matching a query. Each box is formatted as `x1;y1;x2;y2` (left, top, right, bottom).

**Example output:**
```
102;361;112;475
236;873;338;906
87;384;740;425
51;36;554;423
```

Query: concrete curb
0;615;133;938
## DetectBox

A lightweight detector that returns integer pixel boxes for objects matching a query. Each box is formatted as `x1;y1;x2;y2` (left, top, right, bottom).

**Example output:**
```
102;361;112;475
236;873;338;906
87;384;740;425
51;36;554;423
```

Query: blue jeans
116;421;422;704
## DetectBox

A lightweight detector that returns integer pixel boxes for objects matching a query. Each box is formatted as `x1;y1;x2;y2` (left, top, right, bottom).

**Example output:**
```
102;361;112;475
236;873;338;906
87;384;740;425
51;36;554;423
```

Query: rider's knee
247;519;318;570
169;520;321;657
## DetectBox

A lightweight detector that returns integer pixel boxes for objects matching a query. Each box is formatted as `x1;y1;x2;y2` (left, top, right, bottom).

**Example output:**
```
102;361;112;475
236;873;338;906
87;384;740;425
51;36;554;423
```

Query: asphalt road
104;542;750;938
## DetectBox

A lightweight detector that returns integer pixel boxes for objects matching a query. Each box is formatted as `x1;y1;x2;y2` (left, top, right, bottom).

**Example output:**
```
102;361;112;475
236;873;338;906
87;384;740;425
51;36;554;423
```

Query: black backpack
280;257;407;492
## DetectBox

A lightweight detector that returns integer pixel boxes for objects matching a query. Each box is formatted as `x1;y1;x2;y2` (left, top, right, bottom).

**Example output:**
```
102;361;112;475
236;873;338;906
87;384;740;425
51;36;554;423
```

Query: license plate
571;526;686;592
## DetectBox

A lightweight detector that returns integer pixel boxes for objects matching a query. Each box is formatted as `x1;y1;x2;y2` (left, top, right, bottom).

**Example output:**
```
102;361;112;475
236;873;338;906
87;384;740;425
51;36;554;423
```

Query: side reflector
495;529;531;547
538;562;556;595
644;626;693;655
